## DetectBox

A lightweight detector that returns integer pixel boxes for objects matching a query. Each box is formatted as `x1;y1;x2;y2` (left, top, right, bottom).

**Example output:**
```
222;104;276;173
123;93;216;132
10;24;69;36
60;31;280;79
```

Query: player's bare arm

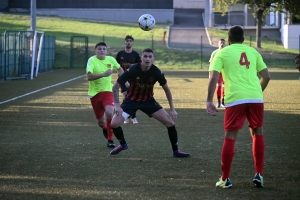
206;70;219;115
117;67;124;76
258;68;271;91
112;82;123;116
112;82;120;104
86;70;112;81
162;83;177;119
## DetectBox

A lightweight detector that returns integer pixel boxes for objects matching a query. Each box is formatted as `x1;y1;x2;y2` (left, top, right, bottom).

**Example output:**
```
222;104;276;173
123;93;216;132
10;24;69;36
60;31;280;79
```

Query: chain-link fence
0;31;55;81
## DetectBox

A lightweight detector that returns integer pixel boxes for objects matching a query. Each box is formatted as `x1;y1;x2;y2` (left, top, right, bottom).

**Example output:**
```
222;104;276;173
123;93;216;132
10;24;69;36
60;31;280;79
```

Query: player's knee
97;120;105;127
105;111;114;119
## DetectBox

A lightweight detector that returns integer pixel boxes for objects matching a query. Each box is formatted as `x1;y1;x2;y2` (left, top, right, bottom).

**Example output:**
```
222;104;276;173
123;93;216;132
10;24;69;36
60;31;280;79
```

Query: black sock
112;126;127;145
131;113;136;119
167;125;178;152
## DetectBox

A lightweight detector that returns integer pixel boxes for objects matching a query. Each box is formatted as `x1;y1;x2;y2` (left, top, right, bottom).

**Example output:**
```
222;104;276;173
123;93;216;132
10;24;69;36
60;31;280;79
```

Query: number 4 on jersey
239;52;250;69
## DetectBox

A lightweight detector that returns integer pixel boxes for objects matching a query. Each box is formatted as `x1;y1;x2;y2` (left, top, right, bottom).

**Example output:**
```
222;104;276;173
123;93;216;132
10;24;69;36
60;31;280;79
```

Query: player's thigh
151;109;175;127
90;94;105;120
246;103;264;129
224;104;247;131
140;98;174;127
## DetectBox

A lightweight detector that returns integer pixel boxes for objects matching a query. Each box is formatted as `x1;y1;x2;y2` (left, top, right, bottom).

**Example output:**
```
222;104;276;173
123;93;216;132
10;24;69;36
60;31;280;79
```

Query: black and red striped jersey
116;50;141;72
117;63;167;102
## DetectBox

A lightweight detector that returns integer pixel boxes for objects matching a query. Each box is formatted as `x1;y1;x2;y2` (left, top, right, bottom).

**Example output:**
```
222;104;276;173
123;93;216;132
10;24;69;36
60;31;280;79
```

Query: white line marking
0;75;86;105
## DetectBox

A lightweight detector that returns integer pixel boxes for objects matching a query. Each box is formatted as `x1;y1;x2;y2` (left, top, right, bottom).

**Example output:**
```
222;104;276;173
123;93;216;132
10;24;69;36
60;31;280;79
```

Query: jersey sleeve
209;50;217;63
255;52;267;72
116;51;121;63
117;66;131;85
86;57;94;74
112;57;120;70
157;69;167;86
209;51;223;73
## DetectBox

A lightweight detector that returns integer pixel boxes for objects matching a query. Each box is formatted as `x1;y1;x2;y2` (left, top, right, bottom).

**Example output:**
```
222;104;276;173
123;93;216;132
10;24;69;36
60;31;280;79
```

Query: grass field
0;69;300;199
0;13;298;70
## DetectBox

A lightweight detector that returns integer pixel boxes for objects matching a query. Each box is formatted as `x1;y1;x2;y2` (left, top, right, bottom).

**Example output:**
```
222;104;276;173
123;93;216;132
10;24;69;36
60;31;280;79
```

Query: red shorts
224;103;264;131
90;92;114;119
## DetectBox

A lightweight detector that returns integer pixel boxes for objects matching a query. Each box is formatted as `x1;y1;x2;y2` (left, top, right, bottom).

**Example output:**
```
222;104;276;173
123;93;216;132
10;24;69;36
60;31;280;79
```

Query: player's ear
228;37;231;45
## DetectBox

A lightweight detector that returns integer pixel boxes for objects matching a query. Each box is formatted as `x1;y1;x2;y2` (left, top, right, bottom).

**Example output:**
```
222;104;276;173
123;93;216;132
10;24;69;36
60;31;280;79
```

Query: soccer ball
138;14;155;31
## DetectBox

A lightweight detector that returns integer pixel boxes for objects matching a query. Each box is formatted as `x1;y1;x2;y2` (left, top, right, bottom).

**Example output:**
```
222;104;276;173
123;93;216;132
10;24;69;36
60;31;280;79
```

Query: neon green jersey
210;44;267;106
86;55;120;97
209;49;219;63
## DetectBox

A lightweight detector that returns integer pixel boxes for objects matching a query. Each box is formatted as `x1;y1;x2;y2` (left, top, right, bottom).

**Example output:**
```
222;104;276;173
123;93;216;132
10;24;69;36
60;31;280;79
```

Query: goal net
1;30;44;80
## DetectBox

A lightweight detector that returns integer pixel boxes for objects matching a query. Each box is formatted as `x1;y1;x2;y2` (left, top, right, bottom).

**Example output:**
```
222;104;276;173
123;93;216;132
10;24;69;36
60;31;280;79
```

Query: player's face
219;40;225;48
125;39;133;49
95;45;107;59
295;58;300;71
141;52;154;67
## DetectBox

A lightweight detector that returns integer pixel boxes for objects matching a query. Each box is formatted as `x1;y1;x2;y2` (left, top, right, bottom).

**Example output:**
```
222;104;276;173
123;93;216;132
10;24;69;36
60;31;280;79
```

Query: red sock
252;135;264;175
221;137;235;180
216;85;222;99
106;118;113;141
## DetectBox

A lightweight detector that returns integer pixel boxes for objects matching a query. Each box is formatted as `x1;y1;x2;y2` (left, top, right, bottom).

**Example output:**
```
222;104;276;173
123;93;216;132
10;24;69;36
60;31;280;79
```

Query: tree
213;0;300;48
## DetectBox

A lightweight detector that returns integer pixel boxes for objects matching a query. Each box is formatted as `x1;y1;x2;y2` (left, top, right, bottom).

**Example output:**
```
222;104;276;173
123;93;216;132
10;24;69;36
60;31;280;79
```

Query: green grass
0;13;298;70
0;69;300;199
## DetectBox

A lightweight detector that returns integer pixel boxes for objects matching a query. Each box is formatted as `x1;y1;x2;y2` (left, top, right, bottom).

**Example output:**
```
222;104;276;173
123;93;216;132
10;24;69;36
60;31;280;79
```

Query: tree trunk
256;8;264;48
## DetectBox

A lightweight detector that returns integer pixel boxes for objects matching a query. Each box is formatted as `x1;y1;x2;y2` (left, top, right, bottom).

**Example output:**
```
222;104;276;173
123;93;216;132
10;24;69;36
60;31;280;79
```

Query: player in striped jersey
109;48;190;158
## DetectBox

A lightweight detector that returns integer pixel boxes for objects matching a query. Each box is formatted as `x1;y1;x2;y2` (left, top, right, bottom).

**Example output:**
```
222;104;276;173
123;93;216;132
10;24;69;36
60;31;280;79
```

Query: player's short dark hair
220;38;225;42
228;26;244;43
95;42;107;49
142;48;154;54
295;54;300;60
125;35;134;41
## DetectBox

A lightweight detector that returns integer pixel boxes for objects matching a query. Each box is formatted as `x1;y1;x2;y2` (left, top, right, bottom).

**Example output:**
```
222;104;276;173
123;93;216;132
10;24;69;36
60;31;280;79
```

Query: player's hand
170;109;178;121
206;102;218;116
103;69;112;77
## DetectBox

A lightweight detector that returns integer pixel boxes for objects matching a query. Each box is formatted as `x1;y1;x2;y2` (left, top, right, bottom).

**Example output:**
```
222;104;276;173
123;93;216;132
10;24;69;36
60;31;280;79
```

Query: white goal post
30;30;44;80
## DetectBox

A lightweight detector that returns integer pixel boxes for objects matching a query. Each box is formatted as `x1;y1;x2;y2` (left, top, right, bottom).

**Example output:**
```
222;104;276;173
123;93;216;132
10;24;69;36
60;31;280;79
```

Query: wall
173;0;205;9
282;25;300;51
22;8;174;23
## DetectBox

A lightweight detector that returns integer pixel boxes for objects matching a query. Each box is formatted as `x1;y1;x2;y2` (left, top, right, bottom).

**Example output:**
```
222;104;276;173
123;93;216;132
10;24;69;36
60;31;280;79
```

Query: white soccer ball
138;14;155;31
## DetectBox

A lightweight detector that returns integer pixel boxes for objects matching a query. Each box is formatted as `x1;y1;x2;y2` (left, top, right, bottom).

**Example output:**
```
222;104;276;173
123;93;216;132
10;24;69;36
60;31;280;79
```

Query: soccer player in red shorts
109;48;190;158
206;26;271;188
87;42;124;148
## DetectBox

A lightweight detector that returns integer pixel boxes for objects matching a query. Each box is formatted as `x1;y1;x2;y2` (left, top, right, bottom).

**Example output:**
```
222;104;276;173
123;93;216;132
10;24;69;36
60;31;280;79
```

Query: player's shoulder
117;49;125;54
151;64;163;74
127;63;140;71
88;55;97;62
132;50;140;54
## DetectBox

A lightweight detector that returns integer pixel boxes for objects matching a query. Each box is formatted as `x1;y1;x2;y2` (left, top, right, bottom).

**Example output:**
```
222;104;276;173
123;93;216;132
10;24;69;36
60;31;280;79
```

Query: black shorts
121;98;162;117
